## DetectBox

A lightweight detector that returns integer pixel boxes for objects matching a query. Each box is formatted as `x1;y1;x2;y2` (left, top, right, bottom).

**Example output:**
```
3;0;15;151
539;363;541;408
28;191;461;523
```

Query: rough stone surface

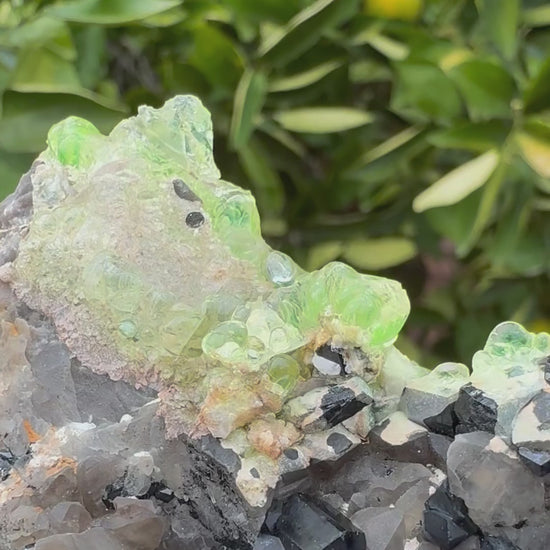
447;432;548;545
351;506;406;550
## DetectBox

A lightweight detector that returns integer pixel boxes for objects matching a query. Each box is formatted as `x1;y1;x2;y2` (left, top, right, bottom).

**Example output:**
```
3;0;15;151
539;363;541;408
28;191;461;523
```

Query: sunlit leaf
342;238;417;270
413;149;500;212
349;59;391;83
353;28;409;60
307;241;343;270
517;123;550;178
523;5;550;27
356;126;423;166
274;107;373;133
269;60;342;92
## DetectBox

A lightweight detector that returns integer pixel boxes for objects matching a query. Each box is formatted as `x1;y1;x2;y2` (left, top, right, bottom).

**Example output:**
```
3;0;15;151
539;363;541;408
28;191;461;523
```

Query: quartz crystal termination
0;95;410;507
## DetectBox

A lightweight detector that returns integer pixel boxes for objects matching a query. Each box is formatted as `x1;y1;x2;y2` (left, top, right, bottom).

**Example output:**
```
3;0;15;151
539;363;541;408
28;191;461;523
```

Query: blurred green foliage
0;0;550;365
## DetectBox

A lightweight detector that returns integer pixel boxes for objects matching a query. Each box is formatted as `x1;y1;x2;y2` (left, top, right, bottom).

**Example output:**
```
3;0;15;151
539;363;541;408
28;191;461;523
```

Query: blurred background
0;0;549;367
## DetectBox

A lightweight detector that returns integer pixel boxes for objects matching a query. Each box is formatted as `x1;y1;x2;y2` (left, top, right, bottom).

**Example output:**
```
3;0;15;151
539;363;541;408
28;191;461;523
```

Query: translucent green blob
118;319;138;339
47;116;102;168
201;321;248;362
267;354;301;393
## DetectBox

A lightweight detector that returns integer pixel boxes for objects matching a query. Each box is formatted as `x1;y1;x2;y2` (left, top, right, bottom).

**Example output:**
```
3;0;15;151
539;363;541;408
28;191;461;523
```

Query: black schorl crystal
320;385;372;428
140;481;175;503
313;345;346;375
326;433;353;455
186;211;205;228
274;494;366;550
481;535;521;549
454;384;498;434
102;477;127;510
517;446;550;476
424;402;458;437
423;481;479;550
172;178;201;202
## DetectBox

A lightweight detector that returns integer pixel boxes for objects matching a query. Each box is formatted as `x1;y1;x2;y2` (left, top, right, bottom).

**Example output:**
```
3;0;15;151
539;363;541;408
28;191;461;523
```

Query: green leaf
258;118;306;157
516;122;550;178
457;164;504;255
258;0;358;67
238;140;284;216
424;190;483;250
392;61;462;123
413;149;500;212
342;238;417;270
428;121;512;152
269;60;342;92
307;241;343;271
0;91;123;153
354;126;423;166
189;24;243;90
447;60;516;120
46;0;182;25
523;5;550;27
273;107;373;133
349;59;392;83
11;48;81;92
524;57;550;113
476;0;519;60
0;17;75;60
353;28;409;60
0;150;35;200
222;0;306;23
9;49;123;111
230;69;267;150
74;26;107;89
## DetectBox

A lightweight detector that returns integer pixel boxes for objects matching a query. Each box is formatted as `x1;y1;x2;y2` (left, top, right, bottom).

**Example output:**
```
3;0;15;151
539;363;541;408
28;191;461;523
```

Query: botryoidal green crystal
9;95;411;505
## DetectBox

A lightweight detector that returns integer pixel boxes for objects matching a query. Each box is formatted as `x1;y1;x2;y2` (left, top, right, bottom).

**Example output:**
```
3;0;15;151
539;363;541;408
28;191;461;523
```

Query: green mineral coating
471;321;550;437
13;95;410;438
406;362;469;397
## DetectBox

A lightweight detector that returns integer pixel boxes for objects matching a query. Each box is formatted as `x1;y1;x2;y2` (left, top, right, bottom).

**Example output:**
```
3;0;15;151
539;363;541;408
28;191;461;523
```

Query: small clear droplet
266;251;295;286
119;319;137;339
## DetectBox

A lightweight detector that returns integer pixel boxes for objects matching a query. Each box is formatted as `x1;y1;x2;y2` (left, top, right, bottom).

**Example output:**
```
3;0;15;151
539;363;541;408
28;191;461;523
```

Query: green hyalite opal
10;96;410;504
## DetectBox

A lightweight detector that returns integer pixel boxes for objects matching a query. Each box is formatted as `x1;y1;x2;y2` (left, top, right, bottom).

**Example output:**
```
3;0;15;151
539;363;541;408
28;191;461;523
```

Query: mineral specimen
0;95;410;508
2;95;550;549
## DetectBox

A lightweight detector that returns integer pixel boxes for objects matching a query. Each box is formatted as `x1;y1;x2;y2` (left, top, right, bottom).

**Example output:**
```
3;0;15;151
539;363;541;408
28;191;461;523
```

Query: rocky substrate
1;272;549;550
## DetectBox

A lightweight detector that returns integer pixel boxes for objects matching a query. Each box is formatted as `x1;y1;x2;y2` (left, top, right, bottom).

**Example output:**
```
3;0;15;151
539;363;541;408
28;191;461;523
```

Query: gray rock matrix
1;167;550;550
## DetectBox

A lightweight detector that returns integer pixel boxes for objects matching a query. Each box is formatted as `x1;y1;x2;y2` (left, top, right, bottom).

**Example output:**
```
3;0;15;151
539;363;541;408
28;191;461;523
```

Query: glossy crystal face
11;95;410;505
